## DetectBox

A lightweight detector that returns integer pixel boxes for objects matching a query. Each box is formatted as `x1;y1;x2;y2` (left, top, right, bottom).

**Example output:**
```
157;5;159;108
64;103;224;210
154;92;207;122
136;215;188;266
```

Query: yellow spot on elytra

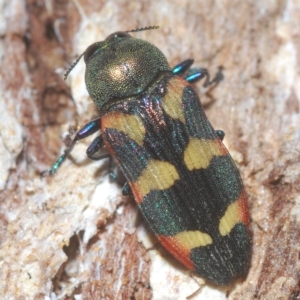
173;230;213;249
134;160;179;198
104;113;145;146
184;138;226;170
219;200;241;236
162;77;185;123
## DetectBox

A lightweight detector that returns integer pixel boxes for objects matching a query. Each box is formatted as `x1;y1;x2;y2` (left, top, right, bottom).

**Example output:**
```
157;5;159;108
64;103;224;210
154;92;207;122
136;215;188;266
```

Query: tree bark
0;1;300;299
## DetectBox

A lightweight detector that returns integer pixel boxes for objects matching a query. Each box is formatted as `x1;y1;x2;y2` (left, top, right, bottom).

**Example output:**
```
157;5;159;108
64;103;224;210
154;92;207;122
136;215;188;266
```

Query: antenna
126;25;160;33
64;52;84;80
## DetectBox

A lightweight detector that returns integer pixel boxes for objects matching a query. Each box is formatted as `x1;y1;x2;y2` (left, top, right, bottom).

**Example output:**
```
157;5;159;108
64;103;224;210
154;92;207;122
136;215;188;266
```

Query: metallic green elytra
84;31;171;111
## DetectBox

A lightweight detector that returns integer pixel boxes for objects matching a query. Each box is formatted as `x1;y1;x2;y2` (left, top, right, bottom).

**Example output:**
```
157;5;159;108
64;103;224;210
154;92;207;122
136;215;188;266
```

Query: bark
0;1;300;299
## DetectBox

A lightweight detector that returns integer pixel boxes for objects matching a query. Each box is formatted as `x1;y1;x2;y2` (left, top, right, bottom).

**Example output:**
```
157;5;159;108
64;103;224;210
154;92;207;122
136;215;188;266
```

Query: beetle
44;26;251;285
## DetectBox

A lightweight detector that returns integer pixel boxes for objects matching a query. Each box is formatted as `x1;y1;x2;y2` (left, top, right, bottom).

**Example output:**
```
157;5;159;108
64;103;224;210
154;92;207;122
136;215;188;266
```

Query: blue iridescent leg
86;135;110;161
185;68;210;85
173;59;223;87
122;182;132;196
108;158;132;196
42;117;101;175
215;130;225;141
185;66;224;86
108;157;118;182
172;59;194;75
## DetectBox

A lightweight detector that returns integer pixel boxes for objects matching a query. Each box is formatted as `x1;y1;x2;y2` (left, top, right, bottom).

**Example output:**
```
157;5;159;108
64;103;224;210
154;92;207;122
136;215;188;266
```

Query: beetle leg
42;117;101;175
185;66;224;87
108;158;132;196
172;60;211;85
172;60;224;87
108;157;118;183
172;59;194;75
122;182;132;196
215;129;225;141
86;135;110;161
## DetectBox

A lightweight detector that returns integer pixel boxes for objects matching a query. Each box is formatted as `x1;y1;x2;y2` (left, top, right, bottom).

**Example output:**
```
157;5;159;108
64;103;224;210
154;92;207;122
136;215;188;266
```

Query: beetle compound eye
83;42;101;64
105;31;131;41
83;32;131;64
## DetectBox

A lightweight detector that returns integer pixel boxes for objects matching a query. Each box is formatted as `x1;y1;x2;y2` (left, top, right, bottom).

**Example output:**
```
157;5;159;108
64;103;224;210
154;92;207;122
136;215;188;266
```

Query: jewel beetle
44;26;251;285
